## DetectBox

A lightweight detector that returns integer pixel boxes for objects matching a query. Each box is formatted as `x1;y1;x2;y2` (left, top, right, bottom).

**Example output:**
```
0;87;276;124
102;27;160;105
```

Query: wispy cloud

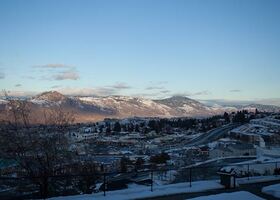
145;86;165;90
58;82;131;96
33;63;80;81
132;92;162;99
160;90;170;94
53;69;80;80
58;87;116;96
192;90;211;96
15;84;22;87
170;90;211;97
171;92;192;97
109;82;132;90
51;85;62;89
230;89;241;93
145;81;168;91
33;64;72;69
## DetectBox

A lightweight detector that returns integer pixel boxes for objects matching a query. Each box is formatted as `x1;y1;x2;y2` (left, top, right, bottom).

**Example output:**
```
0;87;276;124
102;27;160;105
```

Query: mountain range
0;91;279;123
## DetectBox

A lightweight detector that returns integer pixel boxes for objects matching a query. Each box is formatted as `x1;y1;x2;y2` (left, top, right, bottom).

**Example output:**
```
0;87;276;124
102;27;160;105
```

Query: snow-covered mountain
1;91;280;123
154;96;214;116
241;104;280;113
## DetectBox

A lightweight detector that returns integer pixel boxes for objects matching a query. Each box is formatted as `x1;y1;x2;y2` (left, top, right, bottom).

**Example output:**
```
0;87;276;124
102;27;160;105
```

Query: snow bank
0;99;8;104
187;191;264;200
262;183;280;198
237;175;280;185
48;180;223;200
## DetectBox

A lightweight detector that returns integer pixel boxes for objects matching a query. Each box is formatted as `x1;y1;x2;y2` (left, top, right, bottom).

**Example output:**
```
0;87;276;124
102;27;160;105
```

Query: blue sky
0;0;280;101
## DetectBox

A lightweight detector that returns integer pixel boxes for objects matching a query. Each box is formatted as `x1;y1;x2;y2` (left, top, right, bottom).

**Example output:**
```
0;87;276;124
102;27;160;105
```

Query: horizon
1;89;280;107
1;0;280;102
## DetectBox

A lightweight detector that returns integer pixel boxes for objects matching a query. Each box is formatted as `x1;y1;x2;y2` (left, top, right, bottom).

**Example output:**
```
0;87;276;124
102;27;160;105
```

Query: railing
0;161;279;199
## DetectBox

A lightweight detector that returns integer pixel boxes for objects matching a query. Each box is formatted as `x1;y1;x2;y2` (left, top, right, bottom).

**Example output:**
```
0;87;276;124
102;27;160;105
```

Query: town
1;108;280;199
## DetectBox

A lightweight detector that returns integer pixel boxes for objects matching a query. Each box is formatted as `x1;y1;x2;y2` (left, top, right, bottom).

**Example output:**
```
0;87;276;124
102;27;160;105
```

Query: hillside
0;91;279;123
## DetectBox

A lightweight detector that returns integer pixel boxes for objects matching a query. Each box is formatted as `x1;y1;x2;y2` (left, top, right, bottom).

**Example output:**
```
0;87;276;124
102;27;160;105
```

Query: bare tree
2;90;31;127
0;91;76;198
43;105;75;128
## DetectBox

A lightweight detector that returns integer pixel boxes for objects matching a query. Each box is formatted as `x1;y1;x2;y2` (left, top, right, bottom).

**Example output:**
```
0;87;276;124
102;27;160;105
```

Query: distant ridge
0;91;279;123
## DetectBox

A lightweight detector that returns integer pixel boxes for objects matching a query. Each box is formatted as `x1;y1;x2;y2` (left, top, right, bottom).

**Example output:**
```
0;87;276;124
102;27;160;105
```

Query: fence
0;161;279;199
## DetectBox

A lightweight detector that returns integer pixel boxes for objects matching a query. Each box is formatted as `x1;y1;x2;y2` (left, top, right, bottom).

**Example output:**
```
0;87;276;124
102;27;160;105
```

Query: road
184;123;239;147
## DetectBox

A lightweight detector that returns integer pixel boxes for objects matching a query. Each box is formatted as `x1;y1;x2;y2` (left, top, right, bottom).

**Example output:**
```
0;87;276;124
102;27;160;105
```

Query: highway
184;123;239;147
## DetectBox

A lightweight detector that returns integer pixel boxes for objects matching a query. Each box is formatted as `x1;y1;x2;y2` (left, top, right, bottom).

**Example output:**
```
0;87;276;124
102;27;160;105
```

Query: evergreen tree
150;152;170;164
135;124;140;132
113;121;121;132
120;157;132;172
106;126;111;134
135;157;145;169
223;112;230;123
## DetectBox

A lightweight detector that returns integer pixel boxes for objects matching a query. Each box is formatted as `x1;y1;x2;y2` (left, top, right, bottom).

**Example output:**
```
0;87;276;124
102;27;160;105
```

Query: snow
30;99;47;105
187;191;264;200
0;99;8;104
251;118;280;128
262;183;280;198
257;147;280;158
180;104;195;112
231;124;274;137
30;98;62;106
237;176;280;185
48;180;224;200
223;156;280;177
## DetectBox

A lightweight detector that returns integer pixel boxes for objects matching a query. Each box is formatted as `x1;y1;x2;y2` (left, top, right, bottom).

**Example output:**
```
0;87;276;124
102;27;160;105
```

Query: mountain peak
169;96;192;100
160;96;197;103
34;91;67;102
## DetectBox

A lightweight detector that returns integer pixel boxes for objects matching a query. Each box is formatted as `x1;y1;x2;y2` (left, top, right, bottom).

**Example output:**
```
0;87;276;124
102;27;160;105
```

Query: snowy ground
46;176;280;200
237;175;280;185
262;183;280;198
186;191;264;200
48;180;223;200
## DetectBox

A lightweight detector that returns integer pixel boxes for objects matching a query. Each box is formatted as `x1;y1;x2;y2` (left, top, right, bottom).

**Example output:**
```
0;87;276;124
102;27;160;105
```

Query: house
199;146;210;156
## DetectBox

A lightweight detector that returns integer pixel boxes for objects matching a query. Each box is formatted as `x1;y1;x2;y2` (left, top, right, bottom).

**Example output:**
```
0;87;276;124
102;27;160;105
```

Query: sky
0;0;280;101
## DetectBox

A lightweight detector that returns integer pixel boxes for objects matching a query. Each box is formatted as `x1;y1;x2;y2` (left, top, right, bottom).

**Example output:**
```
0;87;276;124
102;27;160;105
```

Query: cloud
51;85;62;89
58;87;116;96
109;82;132;90
160;90;170;94
15;84;22;87
171;92;192;97
192;90;211;96
33;63;80;81
134;90;210;100
230;89;241;93
53;70;80;80
0;72;4;79
169;90;211;97
33;64;72;69
145;86;165;90
132;92;162;99
146;81;168;90
57;82;131;96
